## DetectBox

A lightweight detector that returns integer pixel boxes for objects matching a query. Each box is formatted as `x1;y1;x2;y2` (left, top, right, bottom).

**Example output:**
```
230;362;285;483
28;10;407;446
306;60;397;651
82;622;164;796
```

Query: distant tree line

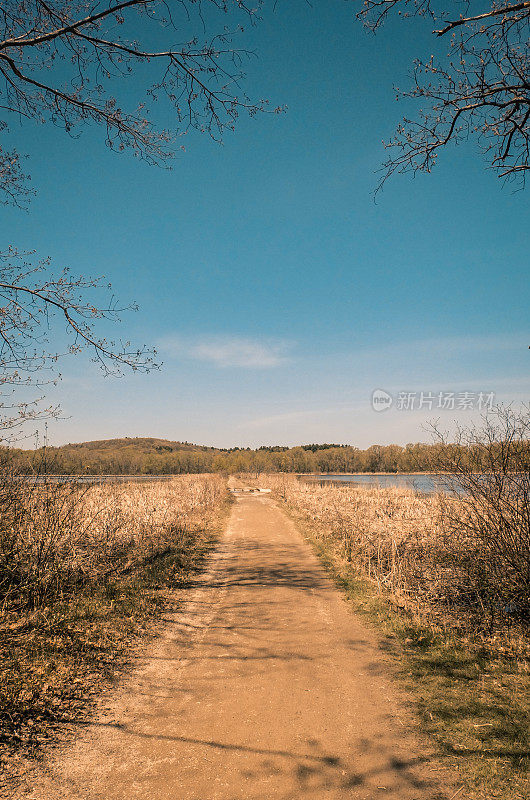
0;440;490;476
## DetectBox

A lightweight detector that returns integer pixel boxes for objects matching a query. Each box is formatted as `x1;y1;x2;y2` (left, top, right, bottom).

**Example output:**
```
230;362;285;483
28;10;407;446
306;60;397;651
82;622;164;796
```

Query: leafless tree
357;0;530;186
0;248;158;436
0;0;274;207
429;406;530;621
0;2;275;431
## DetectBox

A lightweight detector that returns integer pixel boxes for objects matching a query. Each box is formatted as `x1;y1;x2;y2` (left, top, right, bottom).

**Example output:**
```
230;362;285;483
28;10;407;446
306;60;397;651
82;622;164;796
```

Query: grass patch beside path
293;512;530;800
0;494;232;796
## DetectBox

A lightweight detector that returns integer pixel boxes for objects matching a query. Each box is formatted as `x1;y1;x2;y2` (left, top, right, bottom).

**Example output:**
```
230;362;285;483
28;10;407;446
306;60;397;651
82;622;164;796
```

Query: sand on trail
20;491;454;800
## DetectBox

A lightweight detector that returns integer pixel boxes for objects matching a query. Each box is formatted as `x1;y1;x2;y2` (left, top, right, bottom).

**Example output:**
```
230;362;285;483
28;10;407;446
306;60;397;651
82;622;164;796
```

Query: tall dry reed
0;473;226;612
259;475;529;632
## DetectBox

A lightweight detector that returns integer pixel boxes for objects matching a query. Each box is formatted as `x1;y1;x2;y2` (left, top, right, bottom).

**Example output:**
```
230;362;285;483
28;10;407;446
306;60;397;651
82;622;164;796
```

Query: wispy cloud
239;404;358;430
158;335;292;369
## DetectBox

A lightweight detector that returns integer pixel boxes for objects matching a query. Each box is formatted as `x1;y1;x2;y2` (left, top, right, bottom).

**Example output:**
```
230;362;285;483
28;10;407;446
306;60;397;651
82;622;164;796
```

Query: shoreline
297;471;442;477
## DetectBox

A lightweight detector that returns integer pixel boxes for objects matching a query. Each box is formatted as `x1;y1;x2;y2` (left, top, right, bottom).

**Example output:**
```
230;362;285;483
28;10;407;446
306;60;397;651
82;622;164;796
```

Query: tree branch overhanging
0;249;159;384
356;0;530;186
0;0;278;206
0;4;276;433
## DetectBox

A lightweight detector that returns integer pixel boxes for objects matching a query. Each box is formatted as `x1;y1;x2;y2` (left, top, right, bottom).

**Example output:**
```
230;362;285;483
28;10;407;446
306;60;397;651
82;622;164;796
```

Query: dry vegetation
0;473;226;611
259;475;529;641
0;473;229;792
257;475;529;800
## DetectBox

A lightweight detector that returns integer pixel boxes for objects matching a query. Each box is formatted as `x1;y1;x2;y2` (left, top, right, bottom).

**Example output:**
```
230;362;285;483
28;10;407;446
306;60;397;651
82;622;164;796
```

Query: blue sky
2;2;529;448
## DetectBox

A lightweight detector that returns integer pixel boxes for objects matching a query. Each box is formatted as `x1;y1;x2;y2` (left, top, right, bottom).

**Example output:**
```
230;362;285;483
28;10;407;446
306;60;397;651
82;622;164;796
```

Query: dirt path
20;493;452;800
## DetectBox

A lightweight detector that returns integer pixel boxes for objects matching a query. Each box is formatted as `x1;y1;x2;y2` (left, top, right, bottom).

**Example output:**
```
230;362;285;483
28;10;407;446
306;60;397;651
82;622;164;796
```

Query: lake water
24;473;457;494
306;473;451;494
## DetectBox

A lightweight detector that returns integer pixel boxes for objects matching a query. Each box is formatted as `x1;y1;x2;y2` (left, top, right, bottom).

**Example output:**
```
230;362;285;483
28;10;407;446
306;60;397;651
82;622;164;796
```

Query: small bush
431;406;530;622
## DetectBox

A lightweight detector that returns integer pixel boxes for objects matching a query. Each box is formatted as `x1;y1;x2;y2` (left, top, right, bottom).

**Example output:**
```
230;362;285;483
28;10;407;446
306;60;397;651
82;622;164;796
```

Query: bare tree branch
356;0;530;186
0;248;159;430
436;2;530;36
0;2;279;433
0;0;278;206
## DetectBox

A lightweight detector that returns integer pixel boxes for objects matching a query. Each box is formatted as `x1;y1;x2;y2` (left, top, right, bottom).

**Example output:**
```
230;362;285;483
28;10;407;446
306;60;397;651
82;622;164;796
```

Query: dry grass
259;475;529;644
0;474;230;793
259;476;444;604
0;474;226;611
258;474;529;800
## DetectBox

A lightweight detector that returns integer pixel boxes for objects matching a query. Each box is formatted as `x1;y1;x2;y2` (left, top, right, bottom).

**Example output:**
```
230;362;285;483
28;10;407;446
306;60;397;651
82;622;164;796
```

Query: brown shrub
0;470;226;612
